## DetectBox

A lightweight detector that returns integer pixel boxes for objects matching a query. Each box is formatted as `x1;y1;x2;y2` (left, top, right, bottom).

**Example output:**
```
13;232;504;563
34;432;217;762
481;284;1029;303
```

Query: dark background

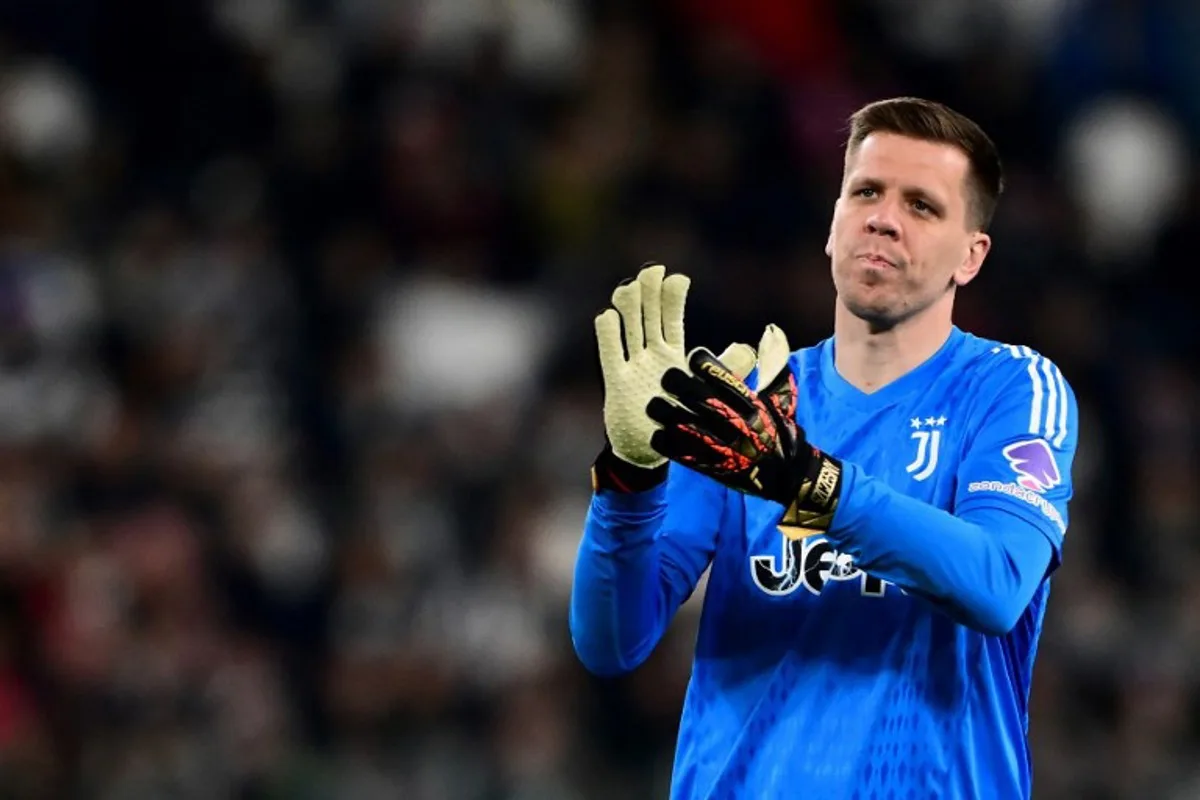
0;0;1194;796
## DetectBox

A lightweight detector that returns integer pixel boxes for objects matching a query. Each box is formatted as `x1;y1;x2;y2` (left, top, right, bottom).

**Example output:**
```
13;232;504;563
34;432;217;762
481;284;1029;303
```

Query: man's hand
647;325;844;539
594;264;690;468
593;263;756;480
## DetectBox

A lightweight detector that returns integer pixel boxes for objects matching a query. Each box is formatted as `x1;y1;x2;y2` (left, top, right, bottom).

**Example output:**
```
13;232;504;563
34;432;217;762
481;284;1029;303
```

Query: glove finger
660;272;691;349
658;367;715;411
647;390;745;446
651;424;756;477
638;264;666;347
656;373;784;466
657;365;754;434
650;423;713;467
611;277;645;357
753;324;791;392
752;325;798;440
717;342;756;380
594;308;625;378
686;347;760;418
645;394;693;429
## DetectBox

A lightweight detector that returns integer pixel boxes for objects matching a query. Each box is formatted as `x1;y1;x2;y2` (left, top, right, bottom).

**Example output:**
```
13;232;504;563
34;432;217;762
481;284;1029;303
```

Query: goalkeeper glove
592;263;756;491
646;325;843;539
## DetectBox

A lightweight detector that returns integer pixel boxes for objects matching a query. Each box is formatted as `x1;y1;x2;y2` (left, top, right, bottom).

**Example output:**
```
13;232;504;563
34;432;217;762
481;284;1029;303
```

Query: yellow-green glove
593;263;755;472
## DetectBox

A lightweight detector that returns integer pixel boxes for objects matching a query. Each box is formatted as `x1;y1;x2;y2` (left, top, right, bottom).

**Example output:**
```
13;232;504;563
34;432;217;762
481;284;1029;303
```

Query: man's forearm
570;479;716;675
823;463;1054;635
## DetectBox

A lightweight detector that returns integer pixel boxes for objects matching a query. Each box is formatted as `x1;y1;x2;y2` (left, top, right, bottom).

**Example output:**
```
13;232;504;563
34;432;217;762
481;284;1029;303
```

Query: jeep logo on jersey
1002;439;1060;493
750;534;895;598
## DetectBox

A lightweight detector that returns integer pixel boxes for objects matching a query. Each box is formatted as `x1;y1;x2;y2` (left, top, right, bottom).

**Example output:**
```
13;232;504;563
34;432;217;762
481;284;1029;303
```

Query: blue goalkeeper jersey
571;326;1078;799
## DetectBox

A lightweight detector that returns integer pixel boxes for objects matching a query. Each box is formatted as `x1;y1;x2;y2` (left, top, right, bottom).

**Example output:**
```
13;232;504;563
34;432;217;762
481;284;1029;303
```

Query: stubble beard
838;265;911;333
841;276;955;335
843;293;906;333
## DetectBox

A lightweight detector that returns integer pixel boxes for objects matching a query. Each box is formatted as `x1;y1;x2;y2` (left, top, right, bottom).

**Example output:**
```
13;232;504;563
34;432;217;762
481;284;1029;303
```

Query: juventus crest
906;416;946;481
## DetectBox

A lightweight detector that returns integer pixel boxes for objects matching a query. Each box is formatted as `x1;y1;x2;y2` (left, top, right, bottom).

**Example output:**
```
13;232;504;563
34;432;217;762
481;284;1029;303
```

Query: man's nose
864;209;900;239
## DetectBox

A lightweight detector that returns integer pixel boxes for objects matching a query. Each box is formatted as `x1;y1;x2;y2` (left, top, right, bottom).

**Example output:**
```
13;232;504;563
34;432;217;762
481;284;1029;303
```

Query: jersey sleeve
954;349;1079;570
570;459;728;675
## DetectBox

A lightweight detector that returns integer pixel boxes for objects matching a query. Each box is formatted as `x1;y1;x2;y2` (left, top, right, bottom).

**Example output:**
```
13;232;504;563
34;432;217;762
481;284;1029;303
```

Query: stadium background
0;0;1195;797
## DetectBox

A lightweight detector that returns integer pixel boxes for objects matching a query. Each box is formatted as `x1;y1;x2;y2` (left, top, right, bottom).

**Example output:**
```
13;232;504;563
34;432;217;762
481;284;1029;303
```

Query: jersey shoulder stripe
983;343;1071;448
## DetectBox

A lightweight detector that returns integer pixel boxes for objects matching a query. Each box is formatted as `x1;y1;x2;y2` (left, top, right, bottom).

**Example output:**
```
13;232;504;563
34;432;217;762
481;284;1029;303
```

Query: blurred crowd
0;0;1196;797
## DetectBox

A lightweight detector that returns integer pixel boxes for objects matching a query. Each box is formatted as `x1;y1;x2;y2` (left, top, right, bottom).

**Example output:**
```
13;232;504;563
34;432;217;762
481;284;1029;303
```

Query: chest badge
906;416;946;481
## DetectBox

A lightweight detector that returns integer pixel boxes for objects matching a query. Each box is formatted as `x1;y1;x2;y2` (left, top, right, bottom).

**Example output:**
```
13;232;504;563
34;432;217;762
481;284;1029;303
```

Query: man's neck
832;298;954;394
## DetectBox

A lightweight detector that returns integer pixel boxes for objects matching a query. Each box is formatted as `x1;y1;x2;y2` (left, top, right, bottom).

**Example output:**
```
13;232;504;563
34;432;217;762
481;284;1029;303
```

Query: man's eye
854;187;876;198
912;199;933;214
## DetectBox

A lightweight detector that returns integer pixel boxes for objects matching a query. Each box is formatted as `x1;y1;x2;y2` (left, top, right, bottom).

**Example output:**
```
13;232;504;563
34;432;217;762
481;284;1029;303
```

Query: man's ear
953;233;990;287
824;199;838;257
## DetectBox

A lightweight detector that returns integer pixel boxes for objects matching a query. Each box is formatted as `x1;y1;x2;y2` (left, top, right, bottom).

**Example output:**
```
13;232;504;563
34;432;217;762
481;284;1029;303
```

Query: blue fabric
570;327;1078;798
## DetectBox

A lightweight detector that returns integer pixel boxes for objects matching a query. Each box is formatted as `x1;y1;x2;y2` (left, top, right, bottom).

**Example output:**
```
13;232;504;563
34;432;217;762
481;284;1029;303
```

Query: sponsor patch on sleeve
966;479;1066;534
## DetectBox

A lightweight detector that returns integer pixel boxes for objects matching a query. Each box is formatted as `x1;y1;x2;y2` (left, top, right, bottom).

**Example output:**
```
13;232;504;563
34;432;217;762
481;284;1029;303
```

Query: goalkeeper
570;98;1077;799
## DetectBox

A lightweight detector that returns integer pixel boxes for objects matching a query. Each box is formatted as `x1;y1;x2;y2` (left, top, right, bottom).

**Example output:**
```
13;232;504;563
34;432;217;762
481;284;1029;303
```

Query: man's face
826;133;990;329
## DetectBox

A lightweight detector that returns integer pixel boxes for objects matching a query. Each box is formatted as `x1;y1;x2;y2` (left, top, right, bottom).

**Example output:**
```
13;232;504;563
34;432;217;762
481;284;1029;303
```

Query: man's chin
843;297;901;332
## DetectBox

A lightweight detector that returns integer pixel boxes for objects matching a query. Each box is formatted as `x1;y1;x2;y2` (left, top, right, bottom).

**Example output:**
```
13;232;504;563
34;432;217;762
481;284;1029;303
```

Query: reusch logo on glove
809;457;841;507
699;359;755;400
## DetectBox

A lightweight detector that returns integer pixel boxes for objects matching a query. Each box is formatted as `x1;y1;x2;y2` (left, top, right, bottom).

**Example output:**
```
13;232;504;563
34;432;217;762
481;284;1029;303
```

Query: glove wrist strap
591;442;668;493
778;449;843;540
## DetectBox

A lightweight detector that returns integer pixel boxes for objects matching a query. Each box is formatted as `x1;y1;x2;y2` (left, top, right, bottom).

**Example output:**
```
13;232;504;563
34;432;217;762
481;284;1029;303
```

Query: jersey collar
820;326;965;411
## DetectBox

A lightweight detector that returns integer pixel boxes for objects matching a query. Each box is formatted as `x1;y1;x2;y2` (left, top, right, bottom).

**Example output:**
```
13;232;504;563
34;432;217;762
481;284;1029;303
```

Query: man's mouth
858;253;897;269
